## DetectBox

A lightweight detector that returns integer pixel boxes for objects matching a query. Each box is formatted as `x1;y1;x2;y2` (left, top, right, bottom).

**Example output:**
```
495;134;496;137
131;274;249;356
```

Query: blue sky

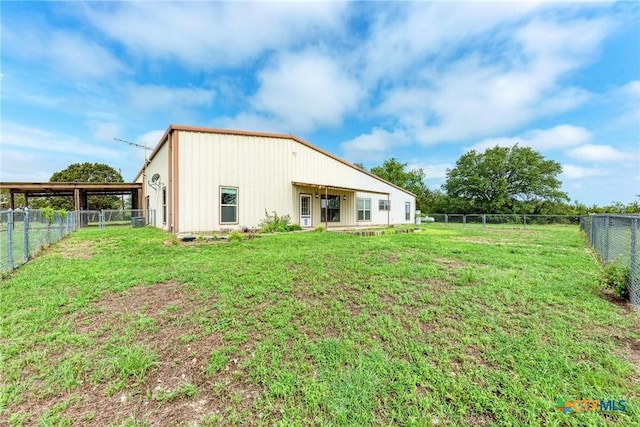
1;1;639;206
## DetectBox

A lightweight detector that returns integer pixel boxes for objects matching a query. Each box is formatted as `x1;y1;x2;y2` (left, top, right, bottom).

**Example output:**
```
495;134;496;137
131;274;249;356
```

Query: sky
1;1;639;207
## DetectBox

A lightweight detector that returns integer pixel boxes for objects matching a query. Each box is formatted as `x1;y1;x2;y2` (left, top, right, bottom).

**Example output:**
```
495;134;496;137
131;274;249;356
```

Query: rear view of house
136;125;416;233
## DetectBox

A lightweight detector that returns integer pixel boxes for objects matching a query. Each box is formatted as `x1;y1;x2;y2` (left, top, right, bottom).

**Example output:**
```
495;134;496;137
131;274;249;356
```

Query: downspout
168;131;173;233
174;131;180;233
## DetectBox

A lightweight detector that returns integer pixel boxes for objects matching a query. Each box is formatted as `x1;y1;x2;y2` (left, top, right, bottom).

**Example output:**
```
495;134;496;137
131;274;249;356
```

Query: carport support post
7;210;14;271
23;209;29;263
74;188;81;212
324;186;328;230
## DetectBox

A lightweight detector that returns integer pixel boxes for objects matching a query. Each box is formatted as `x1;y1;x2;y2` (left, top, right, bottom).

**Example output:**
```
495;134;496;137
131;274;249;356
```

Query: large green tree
42;162;124;211
443;145;568;214
367;158;432;212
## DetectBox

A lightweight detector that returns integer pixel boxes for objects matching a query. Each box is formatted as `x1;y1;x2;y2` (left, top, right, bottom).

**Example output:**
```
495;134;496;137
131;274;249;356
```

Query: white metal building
135;125;416;233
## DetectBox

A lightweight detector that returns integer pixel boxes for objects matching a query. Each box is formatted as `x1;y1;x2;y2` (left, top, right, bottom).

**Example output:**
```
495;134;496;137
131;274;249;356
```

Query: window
405;202;411;221
220;187;238;223
162;187;167;224
320;195;340;222
301;195;311;217
357;198;371;221
379;199;390;211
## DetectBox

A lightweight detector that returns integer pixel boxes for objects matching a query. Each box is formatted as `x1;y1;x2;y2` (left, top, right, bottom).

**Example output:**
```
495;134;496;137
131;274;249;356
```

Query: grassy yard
1;225;639;426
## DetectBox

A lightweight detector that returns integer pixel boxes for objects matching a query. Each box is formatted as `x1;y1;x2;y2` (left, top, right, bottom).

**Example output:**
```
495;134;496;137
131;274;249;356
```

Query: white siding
142;139;170;230
172;130;414;232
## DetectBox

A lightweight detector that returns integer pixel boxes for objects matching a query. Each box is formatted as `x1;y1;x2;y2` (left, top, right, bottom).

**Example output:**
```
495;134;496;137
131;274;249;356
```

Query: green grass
1;225;639;426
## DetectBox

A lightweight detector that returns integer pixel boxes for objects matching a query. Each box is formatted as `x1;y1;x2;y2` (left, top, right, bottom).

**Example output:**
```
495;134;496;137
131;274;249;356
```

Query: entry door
300;194;312;227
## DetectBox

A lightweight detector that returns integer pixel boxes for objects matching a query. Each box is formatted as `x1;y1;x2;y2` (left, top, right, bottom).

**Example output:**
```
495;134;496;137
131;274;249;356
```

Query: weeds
602;261;631;299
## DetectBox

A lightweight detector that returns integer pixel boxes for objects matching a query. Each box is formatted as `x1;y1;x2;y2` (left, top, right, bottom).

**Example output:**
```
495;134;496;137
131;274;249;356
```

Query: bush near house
259;210;302;233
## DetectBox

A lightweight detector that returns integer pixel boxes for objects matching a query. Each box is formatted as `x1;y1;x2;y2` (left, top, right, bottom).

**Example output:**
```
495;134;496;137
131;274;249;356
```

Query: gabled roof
135;124;416;198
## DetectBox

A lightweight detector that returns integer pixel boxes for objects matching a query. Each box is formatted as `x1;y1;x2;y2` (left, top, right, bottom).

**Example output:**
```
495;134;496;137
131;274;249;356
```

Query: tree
443;145;568;214
43;162;124;211
368;158;432;212
353;162;366;170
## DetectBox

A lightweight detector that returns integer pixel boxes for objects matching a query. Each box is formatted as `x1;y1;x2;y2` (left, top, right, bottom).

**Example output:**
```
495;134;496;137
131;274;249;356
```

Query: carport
0;182;143;210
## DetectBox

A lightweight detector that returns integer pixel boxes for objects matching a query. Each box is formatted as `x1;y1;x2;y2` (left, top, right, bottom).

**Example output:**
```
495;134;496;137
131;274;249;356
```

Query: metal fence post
463;215;466;226
591;214;596;248
445;214;448;225
23;209;29;263
59;214;64;241
604;215;610;262
7;210;14;271
523;214;527;229
631;218;638;307
482;214;486;229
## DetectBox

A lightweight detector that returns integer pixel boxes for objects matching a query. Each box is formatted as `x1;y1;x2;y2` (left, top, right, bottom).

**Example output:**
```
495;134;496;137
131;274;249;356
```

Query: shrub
314;226;325;232
40;207;56;225
602;261;631;300
228;231;244;242
259;211;300;233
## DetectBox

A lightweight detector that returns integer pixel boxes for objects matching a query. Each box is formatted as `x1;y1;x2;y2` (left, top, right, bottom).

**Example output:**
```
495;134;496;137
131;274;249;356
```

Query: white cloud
561;164;608;179
361;2;545;83
608;80;640;129
214;113;289;135
0;123;123;181
252;51;362;133
2;26;124;80
126;84;216;113
340;128;409;162
1;122;119;158
88;122;122;143
0;150;51;181
364;11;609;146
619;80;640;98
81;2;347;68
567;144;635;162
472;125;592;152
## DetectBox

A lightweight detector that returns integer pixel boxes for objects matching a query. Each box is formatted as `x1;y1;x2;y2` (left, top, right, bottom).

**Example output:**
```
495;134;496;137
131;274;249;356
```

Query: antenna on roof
114;138;150;161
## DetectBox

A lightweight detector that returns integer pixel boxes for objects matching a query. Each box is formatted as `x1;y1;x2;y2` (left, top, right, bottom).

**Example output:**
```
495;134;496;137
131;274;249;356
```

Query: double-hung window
220;187;238;223
379;199;390;211
357;198;371;221
405;202;411;221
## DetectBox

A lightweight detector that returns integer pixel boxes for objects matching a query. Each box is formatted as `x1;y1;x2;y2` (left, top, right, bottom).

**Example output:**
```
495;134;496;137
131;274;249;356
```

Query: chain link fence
581;214;639;308
422;214;580;227
0;209;79;275
1;209;156;275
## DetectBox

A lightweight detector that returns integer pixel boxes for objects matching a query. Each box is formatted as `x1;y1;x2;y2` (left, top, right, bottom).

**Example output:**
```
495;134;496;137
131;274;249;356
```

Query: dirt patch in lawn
52;239;94;259
9;282;266;426
433;257;466;270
